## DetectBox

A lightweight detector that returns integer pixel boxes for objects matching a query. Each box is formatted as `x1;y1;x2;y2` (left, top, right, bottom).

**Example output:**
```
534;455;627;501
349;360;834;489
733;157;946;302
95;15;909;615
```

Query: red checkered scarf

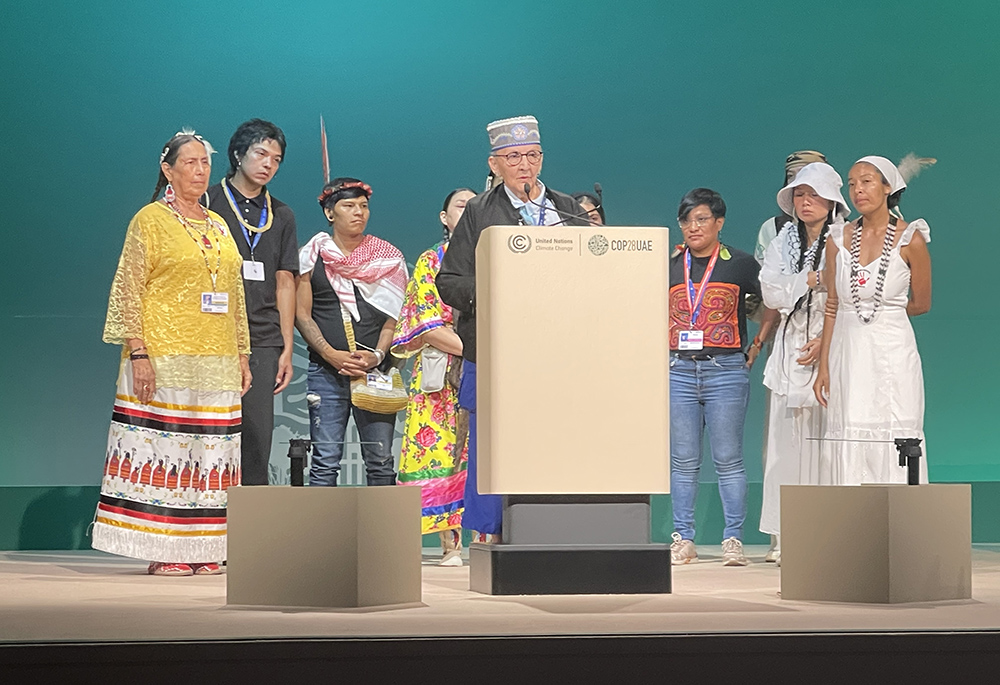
300;232;407;321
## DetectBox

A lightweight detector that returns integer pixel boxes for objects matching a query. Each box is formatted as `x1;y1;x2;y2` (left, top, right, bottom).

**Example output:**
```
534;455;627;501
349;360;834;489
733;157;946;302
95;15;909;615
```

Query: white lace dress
820;219;930;485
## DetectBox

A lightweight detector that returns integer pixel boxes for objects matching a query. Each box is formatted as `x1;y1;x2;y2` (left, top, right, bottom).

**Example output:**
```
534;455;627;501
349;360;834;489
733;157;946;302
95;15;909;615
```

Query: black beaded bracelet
130;353;150;360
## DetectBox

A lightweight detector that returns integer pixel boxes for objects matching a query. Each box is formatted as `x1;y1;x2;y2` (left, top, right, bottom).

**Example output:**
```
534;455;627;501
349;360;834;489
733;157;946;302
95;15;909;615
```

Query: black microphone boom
521;182;603;227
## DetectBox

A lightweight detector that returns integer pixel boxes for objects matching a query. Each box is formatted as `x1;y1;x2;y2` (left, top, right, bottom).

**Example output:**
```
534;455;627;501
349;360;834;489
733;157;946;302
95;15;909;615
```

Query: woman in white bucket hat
758;163;850;562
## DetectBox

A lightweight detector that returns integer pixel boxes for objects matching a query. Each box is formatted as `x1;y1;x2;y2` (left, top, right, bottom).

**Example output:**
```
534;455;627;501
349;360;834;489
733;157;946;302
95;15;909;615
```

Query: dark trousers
241;346;281;485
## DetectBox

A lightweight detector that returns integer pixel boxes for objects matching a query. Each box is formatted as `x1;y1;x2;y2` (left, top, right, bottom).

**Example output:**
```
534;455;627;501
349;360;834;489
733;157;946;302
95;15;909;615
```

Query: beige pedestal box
476;226;671;494
226;486;422;608
780;484;972;603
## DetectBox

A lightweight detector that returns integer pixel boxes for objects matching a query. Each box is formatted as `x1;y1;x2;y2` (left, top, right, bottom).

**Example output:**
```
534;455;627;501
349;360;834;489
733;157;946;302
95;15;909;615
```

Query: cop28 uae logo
508;234;532;253
588;234;609;256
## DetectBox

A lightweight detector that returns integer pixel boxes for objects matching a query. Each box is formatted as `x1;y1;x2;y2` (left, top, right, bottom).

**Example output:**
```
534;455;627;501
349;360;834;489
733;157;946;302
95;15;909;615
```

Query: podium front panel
476;226;670;494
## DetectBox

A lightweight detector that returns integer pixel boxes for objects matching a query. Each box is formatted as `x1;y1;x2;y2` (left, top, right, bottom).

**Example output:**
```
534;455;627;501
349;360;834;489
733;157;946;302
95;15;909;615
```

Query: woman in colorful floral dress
392;189;476;566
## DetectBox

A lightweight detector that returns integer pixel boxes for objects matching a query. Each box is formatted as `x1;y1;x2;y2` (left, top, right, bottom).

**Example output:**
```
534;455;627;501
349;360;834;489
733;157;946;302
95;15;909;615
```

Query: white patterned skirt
92;362;241;563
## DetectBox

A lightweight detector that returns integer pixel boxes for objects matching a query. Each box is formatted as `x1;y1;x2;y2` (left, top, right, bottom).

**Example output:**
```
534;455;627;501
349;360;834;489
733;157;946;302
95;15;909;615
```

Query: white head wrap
856;155;906;193
777;162;849;220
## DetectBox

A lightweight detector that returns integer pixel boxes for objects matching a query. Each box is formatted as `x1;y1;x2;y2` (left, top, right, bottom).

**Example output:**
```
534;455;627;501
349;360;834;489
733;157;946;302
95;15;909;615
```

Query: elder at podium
436;114;588;542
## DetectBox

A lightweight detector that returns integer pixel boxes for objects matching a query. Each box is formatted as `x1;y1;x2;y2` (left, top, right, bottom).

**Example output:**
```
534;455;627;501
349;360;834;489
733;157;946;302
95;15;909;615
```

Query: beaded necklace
849;215;897;325
221;176;274;233
165;199;223;291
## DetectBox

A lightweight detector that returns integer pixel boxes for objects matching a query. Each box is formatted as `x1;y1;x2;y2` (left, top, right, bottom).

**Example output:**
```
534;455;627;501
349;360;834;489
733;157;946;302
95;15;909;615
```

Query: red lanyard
684;243;721;329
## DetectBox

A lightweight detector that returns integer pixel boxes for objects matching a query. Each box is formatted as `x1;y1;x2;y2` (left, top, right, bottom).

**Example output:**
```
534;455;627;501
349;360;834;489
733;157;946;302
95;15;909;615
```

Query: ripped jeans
306;362;397;486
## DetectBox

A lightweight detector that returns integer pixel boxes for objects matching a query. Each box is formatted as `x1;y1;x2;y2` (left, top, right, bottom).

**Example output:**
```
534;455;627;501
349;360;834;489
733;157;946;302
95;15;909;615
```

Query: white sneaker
721;537;749;566
765;534;780;563
670;532;697;565
764;535;779;564
438;530;463;566
439;550;463;567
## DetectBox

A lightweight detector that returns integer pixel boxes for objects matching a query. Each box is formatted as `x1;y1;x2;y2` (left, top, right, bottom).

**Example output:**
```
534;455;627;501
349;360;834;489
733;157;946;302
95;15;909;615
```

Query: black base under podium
469;542;672;595
468;495;672;595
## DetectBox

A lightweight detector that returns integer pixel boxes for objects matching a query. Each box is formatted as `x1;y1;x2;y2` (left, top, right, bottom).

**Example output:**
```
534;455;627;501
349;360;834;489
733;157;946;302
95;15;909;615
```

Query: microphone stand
807;437;924;485
895;438;923;486
287;439;311;487
521;182;604;227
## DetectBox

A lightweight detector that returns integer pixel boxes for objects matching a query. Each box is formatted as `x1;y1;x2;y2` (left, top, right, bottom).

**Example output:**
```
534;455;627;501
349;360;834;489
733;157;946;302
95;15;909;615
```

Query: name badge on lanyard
201;291;229;314
682;244;721;351
225;180;269;281
366;370;394;391
678;330;705;350
241;227;265;281
243;260;265;281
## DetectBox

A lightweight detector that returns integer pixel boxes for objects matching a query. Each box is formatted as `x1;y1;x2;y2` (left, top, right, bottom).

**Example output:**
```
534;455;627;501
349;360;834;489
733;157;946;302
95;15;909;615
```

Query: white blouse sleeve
900;218;931;247
828;221;846;250
759;230;810;314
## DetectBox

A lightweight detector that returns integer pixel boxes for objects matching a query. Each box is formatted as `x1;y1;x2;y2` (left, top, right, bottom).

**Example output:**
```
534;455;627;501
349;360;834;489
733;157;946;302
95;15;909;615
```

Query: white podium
780;484;972;603
471;225;672;595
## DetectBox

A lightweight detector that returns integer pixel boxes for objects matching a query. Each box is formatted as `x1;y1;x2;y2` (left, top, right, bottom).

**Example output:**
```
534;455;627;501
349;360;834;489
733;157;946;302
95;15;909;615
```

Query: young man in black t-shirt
668;188;773;567
206;120;298;486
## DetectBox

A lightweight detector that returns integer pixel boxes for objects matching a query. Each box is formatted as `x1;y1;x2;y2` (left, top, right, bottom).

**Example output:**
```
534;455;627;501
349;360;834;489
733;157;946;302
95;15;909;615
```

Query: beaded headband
160;128;215;164
318;181;373;206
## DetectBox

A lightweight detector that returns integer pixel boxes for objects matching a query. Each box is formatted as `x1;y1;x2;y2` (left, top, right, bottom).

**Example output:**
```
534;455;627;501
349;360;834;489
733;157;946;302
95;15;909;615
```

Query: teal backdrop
1;1;998;547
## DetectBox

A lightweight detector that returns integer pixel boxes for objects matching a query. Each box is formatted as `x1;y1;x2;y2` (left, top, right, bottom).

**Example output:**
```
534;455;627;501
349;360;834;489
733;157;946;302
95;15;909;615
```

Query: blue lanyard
223;182;267;256
519;193;547;225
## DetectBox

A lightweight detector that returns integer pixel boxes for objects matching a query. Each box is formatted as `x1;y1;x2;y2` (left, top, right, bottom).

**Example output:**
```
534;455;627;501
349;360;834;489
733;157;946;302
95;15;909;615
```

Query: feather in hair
897;153;936;183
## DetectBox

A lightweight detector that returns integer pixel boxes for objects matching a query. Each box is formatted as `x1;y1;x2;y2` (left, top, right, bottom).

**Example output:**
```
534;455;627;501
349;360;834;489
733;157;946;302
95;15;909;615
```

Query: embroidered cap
777;162;849;220
785;150;827;183
487;115;541;151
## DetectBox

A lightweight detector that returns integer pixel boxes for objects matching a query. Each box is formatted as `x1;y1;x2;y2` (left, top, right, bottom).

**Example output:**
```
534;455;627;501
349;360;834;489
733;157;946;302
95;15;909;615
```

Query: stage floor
2;545;999;643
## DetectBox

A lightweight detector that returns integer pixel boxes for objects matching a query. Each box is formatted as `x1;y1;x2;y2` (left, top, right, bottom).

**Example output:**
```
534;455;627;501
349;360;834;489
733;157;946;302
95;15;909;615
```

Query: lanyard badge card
223;178;269;282
680;244;720;351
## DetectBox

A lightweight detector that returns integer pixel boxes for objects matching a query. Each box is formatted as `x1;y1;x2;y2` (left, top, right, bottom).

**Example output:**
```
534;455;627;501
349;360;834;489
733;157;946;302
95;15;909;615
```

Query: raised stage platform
2;546;1000;680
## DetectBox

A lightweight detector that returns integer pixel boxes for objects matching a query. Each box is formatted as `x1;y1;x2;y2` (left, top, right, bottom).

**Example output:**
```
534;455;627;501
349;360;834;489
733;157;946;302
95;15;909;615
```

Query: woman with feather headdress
94;130;252;576
813;154;935;484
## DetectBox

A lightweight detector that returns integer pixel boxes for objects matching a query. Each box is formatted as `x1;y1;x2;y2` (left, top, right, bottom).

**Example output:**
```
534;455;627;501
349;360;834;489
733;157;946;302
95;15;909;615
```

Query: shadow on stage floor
1;547;999;681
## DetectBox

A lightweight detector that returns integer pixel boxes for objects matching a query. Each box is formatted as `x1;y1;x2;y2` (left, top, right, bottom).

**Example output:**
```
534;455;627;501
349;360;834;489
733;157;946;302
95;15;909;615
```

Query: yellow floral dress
391;242;467;535
93;202;250;563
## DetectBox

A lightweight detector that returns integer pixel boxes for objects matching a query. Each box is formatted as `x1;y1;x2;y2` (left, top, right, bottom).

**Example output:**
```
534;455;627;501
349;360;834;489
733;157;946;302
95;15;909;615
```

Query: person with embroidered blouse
93;130;252;577
667;188;775;568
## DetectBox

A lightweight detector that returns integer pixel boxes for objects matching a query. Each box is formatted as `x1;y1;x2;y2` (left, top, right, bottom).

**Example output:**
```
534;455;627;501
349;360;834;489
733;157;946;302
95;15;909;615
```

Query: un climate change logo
588;234;609;256
508;234;532;253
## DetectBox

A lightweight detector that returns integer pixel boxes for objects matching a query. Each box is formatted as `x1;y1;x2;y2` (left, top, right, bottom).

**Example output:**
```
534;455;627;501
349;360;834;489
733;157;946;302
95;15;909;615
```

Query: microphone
521;182;604;227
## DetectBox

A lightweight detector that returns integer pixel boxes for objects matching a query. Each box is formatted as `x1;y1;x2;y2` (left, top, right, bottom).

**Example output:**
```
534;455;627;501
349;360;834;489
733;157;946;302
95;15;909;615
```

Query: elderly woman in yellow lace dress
93;130;251;577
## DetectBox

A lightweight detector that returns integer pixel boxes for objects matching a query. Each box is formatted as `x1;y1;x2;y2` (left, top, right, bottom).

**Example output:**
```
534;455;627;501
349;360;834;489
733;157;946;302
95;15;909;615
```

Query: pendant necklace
849;216;897;324
166;199;223;291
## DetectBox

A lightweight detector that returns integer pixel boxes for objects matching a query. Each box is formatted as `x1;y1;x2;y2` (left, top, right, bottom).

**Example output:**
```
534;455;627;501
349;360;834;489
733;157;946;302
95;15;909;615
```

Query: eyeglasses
679;216;716;229
492;150;544;166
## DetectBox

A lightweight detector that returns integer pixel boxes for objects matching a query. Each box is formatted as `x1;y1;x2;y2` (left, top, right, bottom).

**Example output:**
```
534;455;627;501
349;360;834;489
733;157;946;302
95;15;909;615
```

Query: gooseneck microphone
521;182;604;227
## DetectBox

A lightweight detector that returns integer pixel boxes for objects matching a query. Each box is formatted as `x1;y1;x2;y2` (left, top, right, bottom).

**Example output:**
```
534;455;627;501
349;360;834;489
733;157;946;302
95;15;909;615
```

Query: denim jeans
670;353;750;542
306;362;397;486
